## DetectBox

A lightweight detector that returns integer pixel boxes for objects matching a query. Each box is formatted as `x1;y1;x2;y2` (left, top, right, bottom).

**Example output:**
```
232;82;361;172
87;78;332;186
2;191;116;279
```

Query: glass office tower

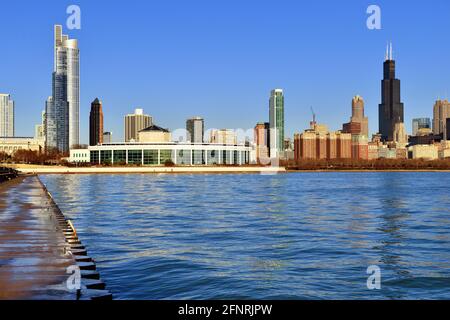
269;89;285;158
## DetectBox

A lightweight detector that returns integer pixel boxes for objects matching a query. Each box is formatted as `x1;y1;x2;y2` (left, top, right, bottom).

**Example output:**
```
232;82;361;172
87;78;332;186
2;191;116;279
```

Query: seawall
0;175;112;300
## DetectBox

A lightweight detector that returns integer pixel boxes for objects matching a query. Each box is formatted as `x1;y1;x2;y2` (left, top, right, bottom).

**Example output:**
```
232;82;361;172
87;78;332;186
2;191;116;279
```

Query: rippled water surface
40;173;450;300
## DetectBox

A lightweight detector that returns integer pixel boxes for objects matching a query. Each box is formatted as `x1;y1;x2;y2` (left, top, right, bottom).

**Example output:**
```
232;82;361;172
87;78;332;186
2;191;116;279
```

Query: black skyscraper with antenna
379;43;404;142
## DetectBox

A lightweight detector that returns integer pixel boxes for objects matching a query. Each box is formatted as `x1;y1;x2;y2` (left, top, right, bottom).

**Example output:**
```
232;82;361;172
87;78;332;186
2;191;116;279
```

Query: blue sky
1;0;450;143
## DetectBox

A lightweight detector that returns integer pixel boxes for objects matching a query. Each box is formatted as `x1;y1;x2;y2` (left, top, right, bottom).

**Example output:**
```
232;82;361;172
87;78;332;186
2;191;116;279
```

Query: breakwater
37;176;113;300
0;175;111;300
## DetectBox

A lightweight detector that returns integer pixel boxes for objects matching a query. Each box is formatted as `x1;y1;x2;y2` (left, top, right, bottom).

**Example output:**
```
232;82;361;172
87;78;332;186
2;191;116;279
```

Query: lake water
40;173;450;300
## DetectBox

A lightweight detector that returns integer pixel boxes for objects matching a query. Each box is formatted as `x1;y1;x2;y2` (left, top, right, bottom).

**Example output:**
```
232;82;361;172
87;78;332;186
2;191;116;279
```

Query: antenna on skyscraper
385;43;389;61
310;106;316;124
390;42;393;60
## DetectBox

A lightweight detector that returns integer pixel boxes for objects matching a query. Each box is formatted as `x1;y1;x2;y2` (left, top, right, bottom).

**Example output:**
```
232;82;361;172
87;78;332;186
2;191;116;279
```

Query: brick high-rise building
343;96;369;137
89;98;104;146
351;134;369;160
294;124;352;161
254;122;270;163
327;132;337;160
336;132;352;159
316;132;327;159
433;99;450;139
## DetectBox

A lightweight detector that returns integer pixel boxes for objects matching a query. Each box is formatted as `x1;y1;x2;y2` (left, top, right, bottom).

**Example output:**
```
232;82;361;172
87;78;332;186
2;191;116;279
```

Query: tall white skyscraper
269;89;285;158
0;94;14;137
46;25;80;152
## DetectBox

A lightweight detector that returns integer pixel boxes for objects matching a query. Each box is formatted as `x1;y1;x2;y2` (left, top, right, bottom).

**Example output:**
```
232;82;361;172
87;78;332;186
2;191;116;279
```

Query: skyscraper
89;98;104;146
379;43;404;142
351;96;369;137
254;122;270;163
446;119;450;141
0;94;14;137
433;99;450;139
125;108;153;142
343;95;369;137
412;118;431;136
45;96;59;150
393;122;408;146
35;110;46;143
294;128;353;161
269;89;285;158
103;132;113;144
45;25;79;152
186;117;204;143
209;129;237;145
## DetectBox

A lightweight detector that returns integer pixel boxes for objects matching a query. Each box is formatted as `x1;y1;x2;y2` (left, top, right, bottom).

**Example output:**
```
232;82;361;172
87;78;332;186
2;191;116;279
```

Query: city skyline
2;1;450;143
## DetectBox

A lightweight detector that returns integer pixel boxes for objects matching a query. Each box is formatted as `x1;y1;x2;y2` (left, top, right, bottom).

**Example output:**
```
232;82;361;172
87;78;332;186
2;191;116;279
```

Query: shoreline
4;164;450;174
0;175;111;300
10;166;287;175
286;169;450;173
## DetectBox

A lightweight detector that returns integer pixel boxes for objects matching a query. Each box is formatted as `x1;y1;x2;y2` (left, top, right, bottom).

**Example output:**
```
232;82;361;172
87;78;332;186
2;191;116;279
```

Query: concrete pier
0;175;111;300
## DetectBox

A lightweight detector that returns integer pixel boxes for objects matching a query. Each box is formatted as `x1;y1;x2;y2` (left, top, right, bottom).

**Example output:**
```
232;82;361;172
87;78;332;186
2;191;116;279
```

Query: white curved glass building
70;142;252;166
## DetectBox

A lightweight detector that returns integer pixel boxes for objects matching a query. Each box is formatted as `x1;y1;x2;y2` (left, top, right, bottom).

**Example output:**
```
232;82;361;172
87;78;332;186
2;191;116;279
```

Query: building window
113;150;126;164
222;150;228;164
143;150;158;165
177;150;191;165
207;150;219;165
226;151;233;165
160;150;173;165
100;150;112;164
193;150;205;165
90;151;99;164
128;150;142;165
